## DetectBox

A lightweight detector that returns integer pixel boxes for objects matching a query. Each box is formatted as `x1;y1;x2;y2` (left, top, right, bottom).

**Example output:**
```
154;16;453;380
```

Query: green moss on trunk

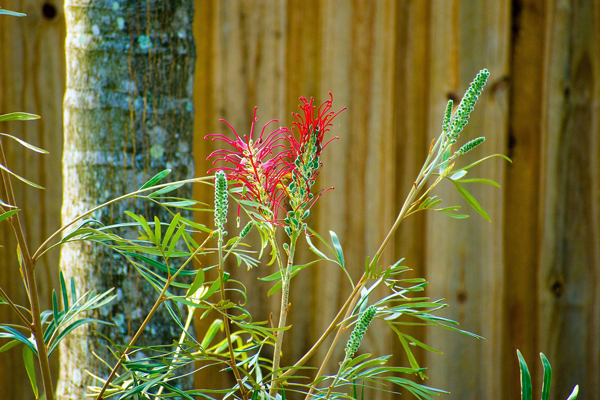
58;1;196;398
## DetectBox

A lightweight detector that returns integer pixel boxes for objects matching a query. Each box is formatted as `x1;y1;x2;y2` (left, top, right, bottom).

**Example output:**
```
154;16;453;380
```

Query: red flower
290;92;346;157
206;108;293;221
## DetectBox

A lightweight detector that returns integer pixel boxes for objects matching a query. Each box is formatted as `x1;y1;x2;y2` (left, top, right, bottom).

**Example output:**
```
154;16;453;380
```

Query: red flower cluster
206;94;345;225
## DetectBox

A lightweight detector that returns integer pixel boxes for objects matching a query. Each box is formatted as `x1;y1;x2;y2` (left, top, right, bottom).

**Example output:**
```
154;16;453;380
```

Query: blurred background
1;0;598;399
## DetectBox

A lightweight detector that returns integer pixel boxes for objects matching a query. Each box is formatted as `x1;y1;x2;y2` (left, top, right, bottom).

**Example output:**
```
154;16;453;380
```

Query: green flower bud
456;137;485;155
214;170;228;234
345;305;377;358
240;221;253;238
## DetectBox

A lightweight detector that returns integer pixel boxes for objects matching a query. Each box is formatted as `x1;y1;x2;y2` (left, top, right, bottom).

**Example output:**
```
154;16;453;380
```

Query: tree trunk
57;1;195;398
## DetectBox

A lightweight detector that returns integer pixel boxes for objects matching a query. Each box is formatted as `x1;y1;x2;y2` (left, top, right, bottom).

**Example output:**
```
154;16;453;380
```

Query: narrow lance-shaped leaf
139;168;171;190
60;270;69;311
517;350;532;400
540;353;552;400
22;346;38;398
0;132;48;154
0;163;44;189
0;209;20;224
451;180;491;222
0;112;39;121
330;230;345;268
0;326;37;355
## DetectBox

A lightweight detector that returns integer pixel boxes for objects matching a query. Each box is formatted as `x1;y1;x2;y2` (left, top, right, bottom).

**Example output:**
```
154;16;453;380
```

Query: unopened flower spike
214;170;228;236
240;221;253;239
450;69;490;137
456;137;486;155
345;305;377;359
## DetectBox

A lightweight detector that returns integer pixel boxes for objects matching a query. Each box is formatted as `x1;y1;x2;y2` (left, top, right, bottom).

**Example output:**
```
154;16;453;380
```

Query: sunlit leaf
0;132;48;154
0;339;19;353
0;209;19;223
329;231;345;268
451;181;490;222
0;112;39;121
0;326;37;355
23;346;38;398
540;353;552;400
186;268;205;297
517;350;532;400
0;163;44;189
48;318;112;355
139;169;171;190
458;177;501;188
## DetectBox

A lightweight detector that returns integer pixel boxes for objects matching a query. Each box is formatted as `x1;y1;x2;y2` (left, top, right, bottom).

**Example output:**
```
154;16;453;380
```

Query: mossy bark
57;1;195;398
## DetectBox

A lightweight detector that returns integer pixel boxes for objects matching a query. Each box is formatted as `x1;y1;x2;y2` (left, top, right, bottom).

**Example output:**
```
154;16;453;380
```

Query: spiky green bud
450;69;490;138
240;221;253;238
442;99;453;134
456;137;485;155
345;305;377;358
214;170;228;234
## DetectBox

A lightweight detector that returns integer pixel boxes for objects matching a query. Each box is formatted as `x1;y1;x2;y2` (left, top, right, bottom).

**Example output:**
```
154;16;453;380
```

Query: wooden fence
1;1;599;399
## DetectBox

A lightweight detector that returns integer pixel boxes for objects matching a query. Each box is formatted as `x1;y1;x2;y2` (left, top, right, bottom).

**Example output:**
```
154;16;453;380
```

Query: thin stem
155;301;197;396
95;234;211;399
300;132;449;398
276;277;365;384
269;231;298;396
217;230;248;400
0;286;32;329
32;177;212;262
0;139;55;400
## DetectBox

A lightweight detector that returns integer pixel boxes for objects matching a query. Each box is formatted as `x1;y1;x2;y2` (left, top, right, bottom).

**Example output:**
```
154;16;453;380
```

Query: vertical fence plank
539;1;600;399
311;3;397;390
426;1;510;399
391;1;431;380
502;0;545;396
0;0;65;398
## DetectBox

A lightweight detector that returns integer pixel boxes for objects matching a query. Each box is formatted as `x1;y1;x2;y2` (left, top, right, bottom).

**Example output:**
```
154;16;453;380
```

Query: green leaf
451;181;490;221
139;169;171;190
0;326;37;355
449;170;468;180
124;211;154;242
201;319;224;348
161;200;198;208
0;112;39;121
187;268;205;297
23;346;38;398
517;350;532;400
162;213;181;250
457;177;501;188
566;385;579;400
179;216;212;233
452;153;512;174
60;271;69;311
0;339;19;353
52;290;60;326
147;182;185;197
122;251;196;276
0;209;19;223
0;163;44;189
166;224;186;258
0;132;48;154
199;279;222;300
305;234;334;264
540;353;552;400
329;231;345;268
154;216;162;245
47;318;112;355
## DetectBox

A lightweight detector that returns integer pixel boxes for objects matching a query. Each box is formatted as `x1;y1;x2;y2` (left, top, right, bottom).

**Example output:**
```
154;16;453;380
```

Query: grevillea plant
5;64;578;400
